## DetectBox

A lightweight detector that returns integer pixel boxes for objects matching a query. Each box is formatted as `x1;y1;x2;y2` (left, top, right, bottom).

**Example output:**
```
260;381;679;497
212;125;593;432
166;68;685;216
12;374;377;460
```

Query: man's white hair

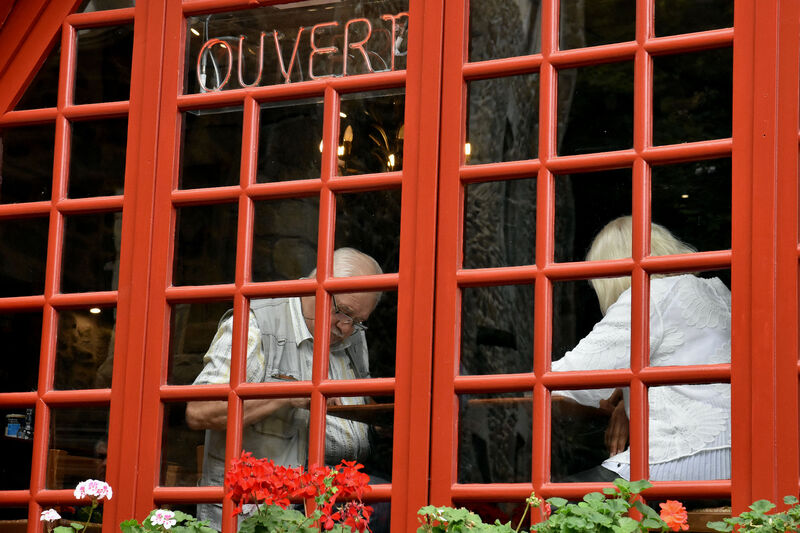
587;216;696;314
308;247;383;306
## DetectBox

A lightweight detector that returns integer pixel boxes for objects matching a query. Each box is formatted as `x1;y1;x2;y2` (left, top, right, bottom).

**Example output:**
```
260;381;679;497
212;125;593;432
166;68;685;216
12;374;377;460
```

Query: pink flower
149;509;177;530
40;509;61;522
74;479;113;501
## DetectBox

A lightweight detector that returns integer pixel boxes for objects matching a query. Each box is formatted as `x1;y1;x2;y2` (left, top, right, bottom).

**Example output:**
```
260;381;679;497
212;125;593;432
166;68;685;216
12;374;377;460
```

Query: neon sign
193;11;409;92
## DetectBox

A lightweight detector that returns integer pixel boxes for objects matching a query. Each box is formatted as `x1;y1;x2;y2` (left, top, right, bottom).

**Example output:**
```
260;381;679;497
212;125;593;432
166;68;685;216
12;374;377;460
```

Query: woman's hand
605;398;629;456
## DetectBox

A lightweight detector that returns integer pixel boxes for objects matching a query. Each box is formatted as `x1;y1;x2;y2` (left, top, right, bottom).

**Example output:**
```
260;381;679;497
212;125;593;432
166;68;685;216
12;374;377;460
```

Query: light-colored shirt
552;275;732;480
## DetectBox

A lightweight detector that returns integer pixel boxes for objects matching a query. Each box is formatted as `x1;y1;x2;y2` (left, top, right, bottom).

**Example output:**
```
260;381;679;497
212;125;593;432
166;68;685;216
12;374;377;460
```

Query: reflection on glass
179;107;242;189
258;100;323;182
647;385;731;480
14;35;60;110
55;307;116;390
560;0;634;50
184;0;409;94
461;284;534;375
0;408;34;489
62;212;122;293
0;124;55;203
469;0;541;62
252;197;319;283
467;75;538;166
0;311;42;393
173;203;238;286
558;61;633;155
552;279;606;367
463;178;536;269
653;48;732;146
652;159;731;252
79;0;135;12
0;217;49;297
655;0;733;36
551;387;624;482
70;118;127;198
554;169;632;263
458;392;532;484
338;91;405;175
169;301;232;386
48;406;109;489
75;25;134;104
335;189;401;274
161;402;206;486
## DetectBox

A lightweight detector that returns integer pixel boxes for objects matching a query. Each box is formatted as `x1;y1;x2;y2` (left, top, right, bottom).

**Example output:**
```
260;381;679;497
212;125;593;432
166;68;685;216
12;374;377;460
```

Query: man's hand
600;389;629;456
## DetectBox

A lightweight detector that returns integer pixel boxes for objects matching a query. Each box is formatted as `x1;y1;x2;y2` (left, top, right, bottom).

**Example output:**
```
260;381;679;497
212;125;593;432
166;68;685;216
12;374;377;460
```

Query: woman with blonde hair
553;216;731;482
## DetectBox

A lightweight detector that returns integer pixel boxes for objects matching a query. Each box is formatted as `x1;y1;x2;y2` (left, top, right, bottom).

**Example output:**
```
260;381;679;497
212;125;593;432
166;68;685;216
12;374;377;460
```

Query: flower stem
82;499;98;532
515;500;531;533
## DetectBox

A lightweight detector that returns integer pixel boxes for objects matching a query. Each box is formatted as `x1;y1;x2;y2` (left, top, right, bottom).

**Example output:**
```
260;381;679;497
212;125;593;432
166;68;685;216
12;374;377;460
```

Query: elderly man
186;247;382;529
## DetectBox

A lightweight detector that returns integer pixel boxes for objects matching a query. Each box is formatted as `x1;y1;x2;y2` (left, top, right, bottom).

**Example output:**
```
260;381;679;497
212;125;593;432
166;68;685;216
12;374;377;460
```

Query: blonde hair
587;216;695;314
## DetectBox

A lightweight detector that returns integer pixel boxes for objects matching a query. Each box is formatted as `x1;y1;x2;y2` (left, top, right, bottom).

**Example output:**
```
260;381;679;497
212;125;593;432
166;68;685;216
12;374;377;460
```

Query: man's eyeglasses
332;296;367;332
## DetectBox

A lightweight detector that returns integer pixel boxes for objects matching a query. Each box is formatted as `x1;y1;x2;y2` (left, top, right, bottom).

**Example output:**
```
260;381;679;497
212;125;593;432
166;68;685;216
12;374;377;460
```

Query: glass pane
258;99;323;182
173;203;238;286
364;289;396;379
551;277;630;371
0;408;34;489
179;107;242;189
558;61;634;155
554;169;632;263
0;311;42;393
74;25;134;104
0;124;54;203
560;0;635;50
451;500;538;530
55;307;116;390
14;35;60;110
79;0;135;11
655;0;734;37
551;387;624;482
458;392;532;483
653;48;732;146
338;91;405;175
169;301;232;386
0;217;49;297
335;189;401;274
647;385;730;480
0;508;29;531
184;0;409;94
62;212;122;293
161;402;206;486
468;0;541;62
652;159;731;252
69;118;127;198
252;197;319;283
461;284;534;375
463;178;536;269
47;406;109;489
466;74;538;165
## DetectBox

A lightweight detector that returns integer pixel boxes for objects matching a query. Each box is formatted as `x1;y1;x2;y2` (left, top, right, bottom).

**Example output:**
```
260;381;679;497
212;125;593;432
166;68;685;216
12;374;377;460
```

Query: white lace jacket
552;274;732;466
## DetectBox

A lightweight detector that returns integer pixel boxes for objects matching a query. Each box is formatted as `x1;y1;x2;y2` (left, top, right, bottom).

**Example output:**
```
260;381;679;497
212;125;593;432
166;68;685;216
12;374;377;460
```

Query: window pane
252;197;319;283
258;99;323;182
554;169;632;263
0;124;54;204
325;394;391;475
179;107;242;189
461;284;534;375
335;189;401;274
450;500;538;531
558;61;633;155
173;203;238;286
364;289;396;379
74;25;134;104
169;301;232;386
466;74;538;165
62;212;122;293
652;159;731;252
70;118;127;198
14;34;60;111
79;0;135;12
0;408;34;489
655;0;733;37
48;406;109;489
0;217;49;297
560;0;634;50
653;48;732;146
463;178;536;269
55;307;116;390
458;392;532;483
0;311;42;393
469;0;541;62
161;402;206;486
338;91;405;175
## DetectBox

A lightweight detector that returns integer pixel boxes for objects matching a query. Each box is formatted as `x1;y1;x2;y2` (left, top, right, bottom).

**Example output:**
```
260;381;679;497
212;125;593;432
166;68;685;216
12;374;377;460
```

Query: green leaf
706;520;734;532
785;495;799;506
627;480;653;494
53;527;76;533
602;488;618;495
750;500;777;514
70;523;86;531
614;516;640;533
641;518;663;529
583;492;606;503
547;497;569;508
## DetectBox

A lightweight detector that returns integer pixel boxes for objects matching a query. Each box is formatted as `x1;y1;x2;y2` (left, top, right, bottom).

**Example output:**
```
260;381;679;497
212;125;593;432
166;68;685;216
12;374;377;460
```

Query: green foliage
417;506;515;533
706;495;800;533
119;510;216;533
237;505;317;533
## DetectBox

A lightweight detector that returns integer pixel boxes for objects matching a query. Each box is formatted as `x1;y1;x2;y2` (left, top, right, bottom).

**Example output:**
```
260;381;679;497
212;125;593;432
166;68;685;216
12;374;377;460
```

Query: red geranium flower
659;500;689;531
